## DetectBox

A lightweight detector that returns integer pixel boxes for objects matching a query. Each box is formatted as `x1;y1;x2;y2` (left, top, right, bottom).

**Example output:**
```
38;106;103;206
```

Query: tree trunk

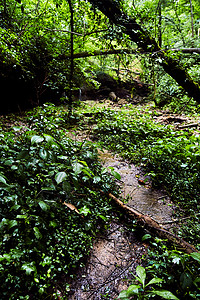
68;0;74;115
189;0;194;37
87;0;200;102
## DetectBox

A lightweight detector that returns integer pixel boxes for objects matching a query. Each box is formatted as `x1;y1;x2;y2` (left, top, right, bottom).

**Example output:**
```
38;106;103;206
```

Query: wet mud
67;222;147;300
66;147;176;299
99;149;174;227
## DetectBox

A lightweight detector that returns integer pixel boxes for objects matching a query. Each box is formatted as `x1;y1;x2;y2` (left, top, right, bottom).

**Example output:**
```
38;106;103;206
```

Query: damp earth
66;145;177;299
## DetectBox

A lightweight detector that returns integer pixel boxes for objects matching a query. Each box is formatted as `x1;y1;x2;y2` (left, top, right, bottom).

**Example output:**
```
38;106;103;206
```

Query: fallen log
178;122;199;129
105;191;199;254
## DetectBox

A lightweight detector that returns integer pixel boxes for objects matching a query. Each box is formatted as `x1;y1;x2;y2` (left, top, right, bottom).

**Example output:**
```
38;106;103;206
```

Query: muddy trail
66;127;177;299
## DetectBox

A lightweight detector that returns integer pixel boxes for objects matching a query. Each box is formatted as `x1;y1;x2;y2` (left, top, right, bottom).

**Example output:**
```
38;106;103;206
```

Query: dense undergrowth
0;104;119;299
77;102;200;299
87;105;200;246
1;102;200;299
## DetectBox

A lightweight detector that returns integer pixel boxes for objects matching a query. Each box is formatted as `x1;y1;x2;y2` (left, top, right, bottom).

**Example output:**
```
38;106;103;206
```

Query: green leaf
180;272;193;290
126;284;140;296
190;252;200;263
62;181;72;193
142;234;151;241
39;148;48;160
93;176;101;183
8;219;18;229
118;290;129;299
55;171;67;184
0;254;11;262
82;168;93;178
31;135;44;144
146;277;163;286
44;134;54;143
73;162;83;175
108;167;121;180
33;227;43;239
0;174;7;185
79;206;91;216
152;290;179;299
13;126;22;131
21;263;36;275
16;214;28;219
136;266;146;287
38;201;49;211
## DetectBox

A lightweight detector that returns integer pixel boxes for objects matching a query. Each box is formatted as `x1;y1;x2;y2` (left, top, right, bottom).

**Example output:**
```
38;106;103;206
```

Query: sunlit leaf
108;167;121;180
190;252;200;263
38;201;49;211
21;263;36;275
33;227;43;239
31;135;44;144
142;234;151;241
146;277;163;286
0;175;7;185
126;284;140;296
39;148;48;160
153;290;179;299
117;290;129;299
79;206;91;216
73;162;83;175
136;266;146;287
8;219;18;229
93;176;101;183
55;171;67;184
44;134;54;143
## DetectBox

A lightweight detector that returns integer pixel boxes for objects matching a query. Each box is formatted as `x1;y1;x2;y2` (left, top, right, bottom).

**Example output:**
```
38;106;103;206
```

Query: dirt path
66;146;176;299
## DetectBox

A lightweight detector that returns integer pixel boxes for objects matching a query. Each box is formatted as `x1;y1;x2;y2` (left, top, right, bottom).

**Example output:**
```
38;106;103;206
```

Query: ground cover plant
90;104;200;241
75;102;200;298
1;102;200;299
0;104;119;299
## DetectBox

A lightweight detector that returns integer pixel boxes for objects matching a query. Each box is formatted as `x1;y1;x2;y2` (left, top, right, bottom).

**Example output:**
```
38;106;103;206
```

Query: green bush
0;104;117;299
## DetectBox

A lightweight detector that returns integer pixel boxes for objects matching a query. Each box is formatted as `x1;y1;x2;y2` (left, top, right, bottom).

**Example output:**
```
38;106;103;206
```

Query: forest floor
64;100;193;299
1;99;199;299
66;149;176;299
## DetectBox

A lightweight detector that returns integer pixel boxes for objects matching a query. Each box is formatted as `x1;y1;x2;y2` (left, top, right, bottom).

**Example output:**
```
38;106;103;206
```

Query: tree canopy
0;0;200;110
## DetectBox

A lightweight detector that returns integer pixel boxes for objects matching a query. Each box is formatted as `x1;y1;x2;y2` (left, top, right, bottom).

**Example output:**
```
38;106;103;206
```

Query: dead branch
178;123;199;129
167;48;200;54
63;48;138;59
105;192;199;254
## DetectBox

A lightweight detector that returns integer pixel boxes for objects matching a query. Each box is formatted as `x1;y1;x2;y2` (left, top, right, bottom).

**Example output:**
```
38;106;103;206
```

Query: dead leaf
63;202;80;214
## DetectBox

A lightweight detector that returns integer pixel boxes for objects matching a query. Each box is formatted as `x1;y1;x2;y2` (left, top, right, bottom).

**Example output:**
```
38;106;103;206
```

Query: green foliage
118;265;179;299
144;238;200;299
117;236;200;299
91;106;200;245
0;104;118;299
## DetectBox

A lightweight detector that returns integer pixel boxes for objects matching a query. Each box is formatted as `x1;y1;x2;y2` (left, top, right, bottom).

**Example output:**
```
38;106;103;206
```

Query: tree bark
68;0;74;115
87;0;200;102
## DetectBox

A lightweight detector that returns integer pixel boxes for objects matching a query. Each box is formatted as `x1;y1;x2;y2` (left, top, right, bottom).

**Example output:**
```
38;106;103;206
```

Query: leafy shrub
0;104;117;299
92;107;200;246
